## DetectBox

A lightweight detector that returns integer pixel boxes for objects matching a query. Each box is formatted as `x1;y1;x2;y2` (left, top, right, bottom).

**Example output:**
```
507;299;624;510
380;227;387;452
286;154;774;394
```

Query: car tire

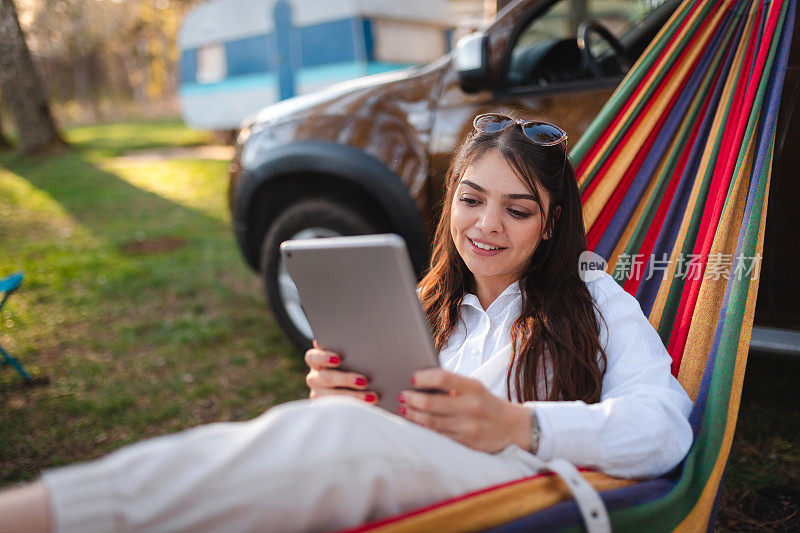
260;198;381;351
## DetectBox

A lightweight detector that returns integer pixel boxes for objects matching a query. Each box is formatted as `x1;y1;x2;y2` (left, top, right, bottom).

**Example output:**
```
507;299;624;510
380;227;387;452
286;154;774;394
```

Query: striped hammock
351;0;796;530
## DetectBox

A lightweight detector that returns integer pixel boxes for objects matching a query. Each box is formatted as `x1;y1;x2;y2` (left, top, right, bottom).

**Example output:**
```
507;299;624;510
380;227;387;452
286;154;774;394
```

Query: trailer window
197;43;227;84
373;20;448;64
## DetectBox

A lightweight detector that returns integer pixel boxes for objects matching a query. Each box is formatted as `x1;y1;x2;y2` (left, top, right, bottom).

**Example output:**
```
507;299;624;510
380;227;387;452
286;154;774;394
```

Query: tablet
280;234;439;412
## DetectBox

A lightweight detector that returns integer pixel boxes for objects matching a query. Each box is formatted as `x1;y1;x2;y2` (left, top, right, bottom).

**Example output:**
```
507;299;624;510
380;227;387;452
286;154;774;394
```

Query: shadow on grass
1;149;228;242
0;147;307;484
0;148;297;364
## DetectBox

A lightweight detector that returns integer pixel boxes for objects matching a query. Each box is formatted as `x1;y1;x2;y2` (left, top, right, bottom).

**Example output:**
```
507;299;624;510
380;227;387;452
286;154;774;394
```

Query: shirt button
471;348;479;356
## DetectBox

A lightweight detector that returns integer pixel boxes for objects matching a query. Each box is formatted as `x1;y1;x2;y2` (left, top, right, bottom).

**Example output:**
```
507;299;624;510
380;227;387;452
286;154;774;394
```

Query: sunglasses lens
474;114;514;133
522;123;566;144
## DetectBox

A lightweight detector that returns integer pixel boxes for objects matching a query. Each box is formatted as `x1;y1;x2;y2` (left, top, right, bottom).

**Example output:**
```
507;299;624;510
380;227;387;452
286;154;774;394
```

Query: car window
506;0;672;88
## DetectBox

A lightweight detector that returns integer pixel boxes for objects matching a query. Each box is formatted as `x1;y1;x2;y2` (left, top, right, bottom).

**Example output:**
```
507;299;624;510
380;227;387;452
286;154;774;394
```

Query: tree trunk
0;102;12;148
0;124;11;149
0;0;66;154
74;55;98;124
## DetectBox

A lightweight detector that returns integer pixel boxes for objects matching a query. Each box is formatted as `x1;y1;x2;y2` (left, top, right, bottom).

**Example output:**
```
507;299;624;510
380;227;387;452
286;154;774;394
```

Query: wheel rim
277;227;342;340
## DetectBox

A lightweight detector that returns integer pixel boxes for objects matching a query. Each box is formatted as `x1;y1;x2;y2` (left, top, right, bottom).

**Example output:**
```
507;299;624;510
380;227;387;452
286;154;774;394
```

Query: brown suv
229;0;800;352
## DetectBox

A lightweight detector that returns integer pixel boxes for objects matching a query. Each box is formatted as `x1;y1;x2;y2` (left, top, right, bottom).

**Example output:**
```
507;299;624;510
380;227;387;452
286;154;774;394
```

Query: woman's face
450;149;551;291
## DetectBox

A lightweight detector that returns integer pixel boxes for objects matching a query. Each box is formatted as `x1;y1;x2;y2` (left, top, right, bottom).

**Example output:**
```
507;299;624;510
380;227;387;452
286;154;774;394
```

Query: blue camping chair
0;272;33;383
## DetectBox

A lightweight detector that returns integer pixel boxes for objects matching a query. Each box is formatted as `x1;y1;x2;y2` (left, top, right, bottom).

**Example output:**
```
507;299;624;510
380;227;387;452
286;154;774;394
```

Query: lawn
1;120;797;530
0;119;307;483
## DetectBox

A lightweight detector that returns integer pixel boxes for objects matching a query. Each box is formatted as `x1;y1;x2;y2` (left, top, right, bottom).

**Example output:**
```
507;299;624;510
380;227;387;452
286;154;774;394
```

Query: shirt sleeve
524;274;693;479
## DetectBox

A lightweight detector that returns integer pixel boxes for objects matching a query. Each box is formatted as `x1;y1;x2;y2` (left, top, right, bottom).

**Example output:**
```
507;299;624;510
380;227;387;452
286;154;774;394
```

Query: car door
428;0;678;219
494;0;651;139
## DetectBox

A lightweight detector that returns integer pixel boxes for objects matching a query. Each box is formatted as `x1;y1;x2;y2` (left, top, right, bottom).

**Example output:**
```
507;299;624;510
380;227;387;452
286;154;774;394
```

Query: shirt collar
461;280;522;312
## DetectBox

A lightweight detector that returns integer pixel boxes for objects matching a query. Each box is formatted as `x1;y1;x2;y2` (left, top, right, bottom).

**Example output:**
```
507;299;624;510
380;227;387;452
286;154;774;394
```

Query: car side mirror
454;32;490;93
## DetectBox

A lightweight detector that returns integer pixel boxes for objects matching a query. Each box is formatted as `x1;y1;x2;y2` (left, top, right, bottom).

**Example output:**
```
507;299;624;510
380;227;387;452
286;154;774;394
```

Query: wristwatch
529;407;542;455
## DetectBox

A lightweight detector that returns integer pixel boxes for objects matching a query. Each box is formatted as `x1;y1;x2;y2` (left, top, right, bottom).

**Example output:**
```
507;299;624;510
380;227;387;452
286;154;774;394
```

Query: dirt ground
716;353;800;532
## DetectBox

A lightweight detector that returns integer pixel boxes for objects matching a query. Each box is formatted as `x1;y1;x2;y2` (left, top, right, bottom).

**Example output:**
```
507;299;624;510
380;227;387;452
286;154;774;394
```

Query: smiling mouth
468;237;506;251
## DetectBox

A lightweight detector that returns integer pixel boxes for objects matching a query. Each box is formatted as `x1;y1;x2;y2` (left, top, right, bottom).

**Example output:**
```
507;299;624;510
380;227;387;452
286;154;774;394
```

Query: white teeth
470;239;500;251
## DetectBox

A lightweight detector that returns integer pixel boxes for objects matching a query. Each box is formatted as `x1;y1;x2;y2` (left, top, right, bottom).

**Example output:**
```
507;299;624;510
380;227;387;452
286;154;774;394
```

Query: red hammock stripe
575;0;716;179
580;5;719;209
585;47;706;249
622;61;728;295
668;0;780;363
575;0;709;178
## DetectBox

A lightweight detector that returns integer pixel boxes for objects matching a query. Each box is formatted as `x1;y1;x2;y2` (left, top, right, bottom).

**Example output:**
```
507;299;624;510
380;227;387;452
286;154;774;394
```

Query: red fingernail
410;375;416;385
364;393;377;403
397;394;406;403
398;405;407;415
355;377;367;387
329;356;340;364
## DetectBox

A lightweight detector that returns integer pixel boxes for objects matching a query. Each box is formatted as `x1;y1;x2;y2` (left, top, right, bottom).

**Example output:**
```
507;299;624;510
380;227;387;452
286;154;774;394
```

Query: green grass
0;119;306;484
65;119;212;158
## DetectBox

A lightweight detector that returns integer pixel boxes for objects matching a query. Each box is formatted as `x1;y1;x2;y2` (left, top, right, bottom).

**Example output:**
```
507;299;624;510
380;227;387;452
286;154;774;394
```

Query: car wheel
260;199;381;351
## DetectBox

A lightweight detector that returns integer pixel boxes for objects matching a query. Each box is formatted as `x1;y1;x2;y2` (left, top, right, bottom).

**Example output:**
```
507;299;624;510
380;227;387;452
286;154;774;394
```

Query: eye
458;195;480;206
507;208;531;219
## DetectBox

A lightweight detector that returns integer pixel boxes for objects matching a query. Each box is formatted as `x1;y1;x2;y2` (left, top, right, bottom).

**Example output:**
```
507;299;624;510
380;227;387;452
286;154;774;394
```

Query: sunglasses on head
472;113;567;173
472;113;569;172
472;113;568;146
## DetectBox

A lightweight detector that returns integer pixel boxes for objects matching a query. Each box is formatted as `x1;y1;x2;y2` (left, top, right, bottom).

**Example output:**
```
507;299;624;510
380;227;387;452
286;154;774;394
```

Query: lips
467;237;506;256
467;237;505;250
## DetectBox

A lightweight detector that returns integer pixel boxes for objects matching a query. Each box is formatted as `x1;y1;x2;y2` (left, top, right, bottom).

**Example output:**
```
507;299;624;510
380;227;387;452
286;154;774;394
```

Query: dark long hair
418;121;607;403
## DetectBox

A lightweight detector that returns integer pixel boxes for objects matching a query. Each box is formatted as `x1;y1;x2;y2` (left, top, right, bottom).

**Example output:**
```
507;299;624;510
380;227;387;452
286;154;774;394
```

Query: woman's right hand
304;341;378;404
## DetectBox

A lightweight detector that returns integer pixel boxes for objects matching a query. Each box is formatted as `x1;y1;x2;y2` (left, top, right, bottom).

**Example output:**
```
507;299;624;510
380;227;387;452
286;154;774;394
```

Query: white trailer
178;0;455;130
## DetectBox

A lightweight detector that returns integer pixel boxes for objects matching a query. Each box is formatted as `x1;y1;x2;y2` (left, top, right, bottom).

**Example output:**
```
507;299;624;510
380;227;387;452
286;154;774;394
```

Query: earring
545;230;552;239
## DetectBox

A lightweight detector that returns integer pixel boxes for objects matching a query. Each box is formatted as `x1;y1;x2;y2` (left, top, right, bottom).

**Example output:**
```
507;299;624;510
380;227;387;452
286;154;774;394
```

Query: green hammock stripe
556;0;788;529
612;38;734;283
579;0;734;196
611;132;775;533
654;2;757;343
575;0;719;192
719;8;772;217
571;0;701;164
608;2;787;528
658;0;785;345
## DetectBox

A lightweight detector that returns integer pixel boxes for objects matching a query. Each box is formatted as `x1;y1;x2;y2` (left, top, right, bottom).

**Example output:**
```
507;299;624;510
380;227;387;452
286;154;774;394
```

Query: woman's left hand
399;369;533;454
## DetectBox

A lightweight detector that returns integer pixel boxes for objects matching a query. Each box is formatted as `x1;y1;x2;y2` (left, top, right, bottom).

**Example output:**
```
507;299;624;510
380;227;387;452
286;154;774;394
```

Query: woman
0;114;692;532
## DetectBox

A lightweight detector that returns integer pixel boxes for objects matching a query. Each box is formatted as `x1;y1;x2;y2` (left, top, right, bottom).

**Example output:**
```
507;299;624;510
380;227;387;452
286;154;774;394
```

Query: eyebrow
460;180;539;202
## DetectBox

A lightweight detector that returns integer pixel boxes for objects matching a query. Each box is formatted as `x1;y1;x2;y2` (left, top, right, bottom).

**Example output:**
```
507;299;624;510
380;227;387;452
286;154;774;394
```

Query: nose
475;205;503;233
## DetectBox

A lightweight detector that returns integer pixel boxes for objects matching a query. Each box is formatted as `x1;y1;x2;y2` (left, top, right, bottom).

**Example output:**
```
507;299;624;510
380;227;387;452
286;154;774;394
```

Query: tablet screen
281;234;439;412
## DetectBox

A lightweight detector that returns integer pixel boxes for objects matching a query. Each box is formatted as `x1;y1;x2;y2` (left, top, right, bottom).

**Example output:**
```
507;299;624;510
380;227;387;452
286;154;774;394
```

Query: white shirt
439;271;693;478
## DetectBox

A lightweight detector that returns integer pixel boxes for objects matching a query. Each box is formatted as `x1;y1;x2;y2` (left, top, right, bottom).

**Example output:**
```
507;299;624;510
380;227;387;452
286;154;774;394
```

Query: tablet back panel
280;234;438;412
